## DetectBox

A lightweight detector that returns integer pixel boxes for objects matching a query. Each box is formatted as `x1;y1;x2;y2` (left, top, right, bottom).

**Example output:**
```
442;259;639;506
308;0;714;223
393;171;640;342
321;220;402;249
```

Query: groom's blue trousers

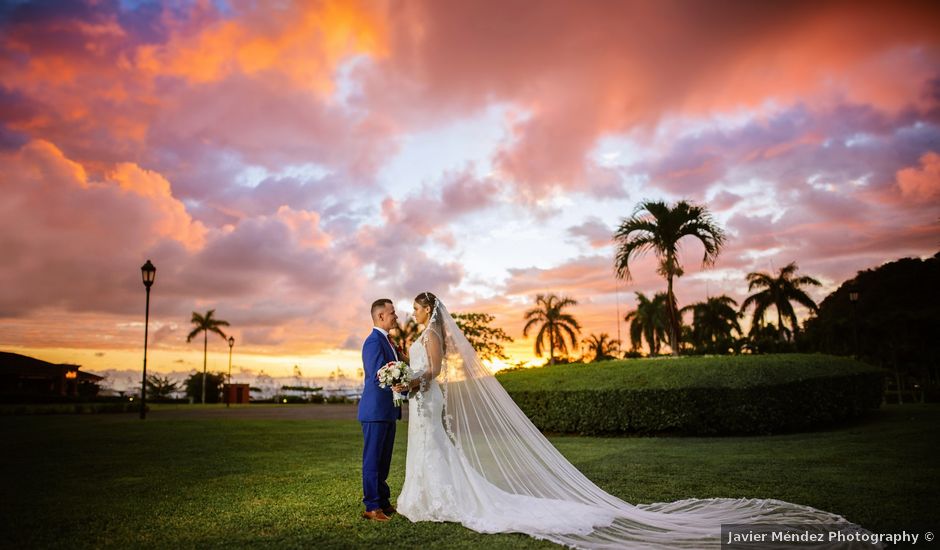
361;421;396;511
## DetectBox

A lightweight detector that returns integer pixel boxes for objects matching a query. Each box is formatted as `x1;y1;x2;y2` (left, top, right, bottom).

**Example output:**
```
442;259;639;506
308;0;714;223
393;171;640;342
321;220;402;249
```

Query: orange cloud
364;0;940;193
107;162;207;250
19;139;89;188
897;151;940;201
135;1;388;94
1;0;938;371
7;140;207;252
274;205;331;249
0;1;394;176
0;140;208;319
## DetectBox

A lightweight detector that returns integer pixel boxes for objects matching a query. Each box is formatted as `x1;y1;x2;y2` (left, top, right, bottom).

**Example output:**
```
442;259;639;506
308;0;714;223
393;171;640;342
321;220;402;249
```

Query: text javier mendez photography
722;524;933;549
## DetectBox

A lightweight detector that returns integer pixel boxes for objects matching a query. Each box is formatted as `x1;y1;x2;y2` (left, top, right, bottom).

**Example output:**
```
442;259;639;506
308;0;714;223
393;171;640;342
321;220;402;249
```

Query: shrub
497;354;885;435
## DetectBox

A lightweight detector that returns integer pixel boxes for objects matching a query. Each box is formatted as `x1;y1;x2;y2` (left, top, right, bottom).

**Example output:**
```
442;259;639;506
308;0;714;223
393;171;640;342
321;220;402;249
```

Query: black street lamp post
140;260;156;420
227;336;235;408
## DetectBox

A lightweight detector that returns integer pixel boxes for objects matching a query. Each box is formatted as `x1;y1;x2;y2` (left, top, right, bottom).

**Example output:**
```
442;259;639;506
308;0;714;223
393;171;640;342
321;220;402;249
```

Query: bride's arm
424;330;443;380
408;330;443;391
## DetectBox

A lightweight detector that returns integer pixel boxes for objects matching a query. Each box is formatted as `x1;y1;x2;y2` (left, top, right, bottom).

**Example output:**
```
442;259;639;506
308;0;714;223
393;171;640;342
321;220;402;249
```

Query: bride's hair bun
414;291;438;310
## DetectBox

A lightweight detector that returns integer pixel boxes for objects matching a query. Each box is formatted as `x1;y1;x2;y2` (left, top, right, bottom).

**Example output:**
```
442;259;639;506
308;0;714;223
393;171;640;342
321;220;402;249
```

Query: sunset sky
1;0;938;386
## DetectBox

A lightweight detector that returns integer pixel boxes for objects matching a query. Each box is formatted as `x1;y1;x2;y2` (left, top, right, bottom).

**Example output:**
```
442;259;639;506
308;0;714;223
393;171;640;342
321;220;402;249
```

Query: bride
395;292;878;549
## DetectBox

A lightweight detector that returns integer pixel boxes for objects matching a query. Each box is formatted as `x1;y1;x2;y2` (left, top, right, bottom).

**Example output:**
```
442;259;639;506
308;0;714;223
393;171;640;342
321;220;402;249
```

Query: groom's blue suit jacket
358;329;402;422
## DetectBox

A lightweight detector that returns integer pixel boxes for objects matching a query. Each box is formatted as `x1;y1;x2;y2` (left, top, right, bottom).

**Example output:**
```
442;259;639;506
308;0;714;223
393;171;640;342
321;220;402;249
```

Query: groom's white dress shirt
373;326;398;361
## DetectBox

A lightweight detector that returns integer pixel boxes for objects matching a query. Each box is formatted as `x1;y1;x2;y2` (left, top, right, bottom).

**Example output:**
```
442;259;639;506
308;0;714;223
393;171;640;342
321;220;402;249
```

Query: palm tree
583;333;621;362
186;309;230;404
741;262;821;342
624;292;670;355
391;316;420;358
522;294;582;365
614;200;726;356
680;295;742;353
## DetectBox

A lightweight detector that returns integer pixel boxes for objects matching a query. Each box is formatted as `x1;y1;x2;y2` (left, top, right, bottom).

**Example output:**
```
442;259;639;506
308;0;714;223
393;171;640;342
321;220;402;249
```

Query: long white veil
425;299;880;549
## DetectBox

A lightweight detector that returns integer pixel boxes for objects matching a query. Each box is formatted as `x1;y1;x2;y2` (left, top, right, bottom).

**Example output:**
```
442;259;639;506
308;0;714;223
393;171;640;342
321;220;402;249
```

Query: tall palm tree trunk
202;331;207;404
776;306;786;343
549;328;556;365
667;274;679;356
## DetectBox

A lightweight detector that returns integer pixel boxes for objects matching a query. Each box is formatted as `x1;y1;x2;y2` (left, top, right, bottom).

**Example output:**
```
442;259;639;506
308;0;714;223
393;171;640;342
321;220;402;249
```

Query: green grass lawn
2;404;937;549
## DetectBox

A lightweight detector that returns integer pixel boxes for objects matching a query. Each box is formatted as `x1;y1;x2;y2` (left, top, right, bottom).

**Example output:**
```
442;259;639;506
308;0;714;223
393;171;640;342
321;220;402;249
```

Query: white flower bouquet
377;360;413;407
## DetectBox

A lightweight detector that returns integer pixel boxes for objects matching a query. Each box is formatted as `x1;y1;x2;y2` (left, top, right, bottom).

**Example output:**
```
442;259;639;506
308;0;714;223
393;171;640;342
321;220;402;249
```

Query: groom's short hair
371;298;393;320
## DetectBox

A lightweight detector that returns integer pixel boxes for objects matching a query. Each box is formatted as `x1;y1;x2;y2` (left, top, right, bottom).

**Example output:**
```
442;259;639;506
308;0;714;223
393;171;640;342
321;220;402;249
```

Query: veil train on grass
423;299;878;549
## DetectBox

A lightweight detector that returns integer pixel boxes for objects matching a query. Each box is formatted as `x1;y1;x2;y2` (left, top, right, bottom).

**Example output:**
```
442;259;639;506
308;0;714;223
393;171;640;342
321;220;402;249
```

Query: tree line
134;309;233;404
515;199;938;397
519;200;824;364
156;200;938;403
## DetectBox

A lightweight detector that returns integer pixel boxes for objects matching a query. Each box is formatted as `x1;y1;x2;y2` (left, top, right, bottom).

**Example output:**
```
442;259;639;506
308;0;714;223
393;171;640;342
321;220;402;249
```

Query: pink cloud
0;0;398;202
0;139;368;354
897;151;940;201
362;0;940;195
2;1;938;367
0;140;206;316
350;168;497;300
567;218;614;249
711;190;744;212
505;255;659;299
146;75;398;185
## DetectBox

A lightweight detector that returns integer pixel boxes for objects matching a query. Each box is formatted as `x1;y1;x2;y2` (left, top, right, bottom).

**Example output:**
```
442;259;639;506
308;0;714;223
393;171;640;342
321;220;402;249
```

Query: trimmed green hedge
496;354;885;435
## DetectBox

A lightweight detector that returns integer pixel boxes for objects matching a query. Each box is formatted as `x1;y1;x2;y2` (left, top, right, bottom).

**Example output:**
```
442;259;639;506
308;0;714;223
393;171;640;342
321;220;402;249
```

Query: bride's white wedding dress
396;302;879;549
398;328;619;536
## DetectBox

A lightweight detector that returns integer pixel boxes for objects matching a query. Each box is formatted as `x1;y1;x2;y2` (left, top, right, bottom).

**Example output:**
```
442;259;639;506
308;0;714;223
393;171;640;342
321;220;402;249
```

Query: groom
358;298;402;522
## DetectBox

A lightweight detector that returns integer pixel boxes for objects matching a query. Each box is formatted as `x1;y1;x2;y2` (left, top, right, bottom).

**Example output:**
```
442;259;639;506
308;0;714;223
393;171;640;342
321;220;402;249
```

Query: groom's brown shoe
362;509;391;522
382;506;397;517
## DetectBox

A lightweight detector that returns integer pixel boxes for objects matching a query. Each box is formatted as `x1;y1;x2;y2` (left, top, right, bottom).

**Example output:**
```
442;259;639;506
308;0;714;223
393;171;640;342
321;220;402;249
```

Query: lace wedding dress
398;327;619;536
396;300;879;549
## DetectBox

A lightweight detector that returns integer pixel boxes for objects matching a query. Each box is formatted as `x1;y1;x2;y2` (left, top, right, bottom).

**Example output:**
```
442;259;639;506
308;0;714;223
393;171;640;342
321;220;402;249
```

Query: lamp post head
228;336;235;348
849;290;859;303
141;260;156;288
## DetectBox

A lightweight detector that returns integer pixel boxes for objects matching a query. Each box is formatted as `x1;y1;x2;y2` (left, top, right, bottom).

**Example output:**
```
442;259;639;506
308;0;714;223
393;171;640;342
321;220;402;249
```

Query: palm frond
556;314;582;332
751;300;770;328
746;272;774;290
793;275;822;287
522;317;541;337
740;289;769;312
560;324;579;351
788;287;820;312
533;324;548;357
613;234;657;280
779;262;799;278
